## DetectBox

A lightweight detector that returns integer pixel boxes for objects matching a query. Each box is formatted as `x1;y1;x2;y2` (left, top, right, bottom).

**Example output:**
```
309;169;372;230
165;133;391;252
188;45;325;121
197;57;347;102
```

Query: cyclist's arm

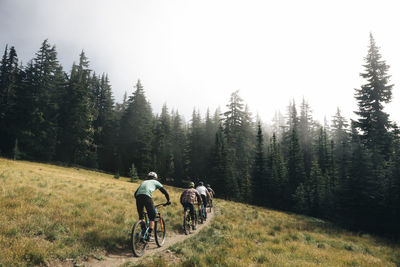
159;187;170;203
195;191;202;205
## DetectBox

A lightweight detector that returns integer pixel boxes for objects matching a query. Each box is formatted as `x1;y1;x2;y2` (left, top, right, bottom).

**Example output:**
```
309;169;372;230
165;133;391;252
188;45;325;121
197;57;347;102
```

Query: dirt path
51;208;215;267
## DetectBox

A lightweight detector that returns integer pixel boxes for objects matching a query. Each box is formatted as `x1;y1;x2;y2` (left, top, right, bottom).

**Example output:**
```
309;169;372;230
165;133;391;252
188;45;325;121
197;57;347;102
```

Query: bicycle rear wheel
155;216;166;247
198;209;203;224
183;211;191;235
131;220;147;257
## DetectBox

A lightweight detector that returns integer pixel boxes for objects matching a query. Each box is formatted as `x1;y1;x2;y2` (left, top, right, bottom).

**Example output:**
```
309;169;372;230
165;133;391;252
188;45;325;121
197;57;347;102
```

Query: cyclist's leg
143;195;156;238
188;203;195;221
188;203;196;229
201;195;207;218
136;195;146;220
183;202;189;217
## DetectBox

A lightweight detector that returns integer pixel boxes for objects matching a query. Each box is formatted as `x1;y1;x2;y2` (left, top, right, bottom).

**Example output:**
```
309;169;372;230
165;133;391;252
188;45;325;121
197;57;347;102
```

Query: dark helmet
198;181;204;186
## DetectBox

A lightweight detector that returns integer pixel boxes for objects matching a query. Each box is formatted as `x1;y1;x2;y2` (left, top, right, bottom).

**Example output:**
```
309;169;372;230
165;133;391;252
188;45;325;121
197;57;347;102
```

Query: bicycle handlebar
155;202;171;208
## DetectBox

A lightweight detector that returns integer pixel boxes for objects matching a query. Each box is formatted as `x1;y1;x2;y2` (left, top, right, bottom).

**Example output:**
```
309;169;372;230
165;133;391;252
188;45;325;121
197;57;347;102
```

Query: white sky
1;0;400;125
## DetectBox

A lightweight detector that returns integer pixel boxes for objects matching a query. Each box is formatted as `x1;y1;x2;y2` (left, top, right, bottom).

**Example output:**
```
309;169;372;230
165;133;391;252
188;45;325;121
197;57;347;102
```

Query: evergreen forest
1;35;399;238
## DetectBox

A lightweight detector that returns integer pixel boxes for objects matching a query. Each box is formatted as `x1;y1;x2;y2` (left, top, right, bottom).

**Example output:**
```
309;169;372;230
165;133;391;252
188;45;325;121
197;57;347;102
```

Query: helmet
147;171;158;179
198;181;204;186
188;182;195;188
206;184;210;188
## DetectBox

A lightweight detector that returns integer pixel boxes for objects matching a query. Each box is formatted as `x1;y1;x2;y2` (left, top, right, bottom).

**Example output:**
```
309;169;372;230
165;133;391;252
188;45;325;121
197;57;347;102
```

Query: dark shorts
201;195;207;208
182;202;196;220
136;194;156;221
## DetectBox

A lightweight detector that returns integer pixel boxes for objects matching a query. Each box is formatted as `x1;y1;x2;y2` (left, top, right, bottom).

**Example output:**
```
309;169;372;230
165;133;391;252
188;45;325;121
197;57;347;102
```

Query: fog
1;0;400;124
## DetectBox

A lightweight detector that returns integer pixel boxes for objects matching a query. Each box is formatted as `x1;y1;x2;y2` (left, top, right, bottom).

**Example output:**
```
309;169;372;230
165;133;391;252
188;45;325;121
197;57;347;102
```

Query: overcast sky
1;0;400;124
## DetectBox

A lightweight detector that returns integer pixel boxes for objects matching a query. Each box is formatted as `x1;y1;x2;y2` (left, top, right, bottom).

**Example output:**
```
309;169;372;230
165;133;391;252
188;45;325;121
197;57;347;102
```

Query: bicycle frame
131;203;168;257
142;204;162;236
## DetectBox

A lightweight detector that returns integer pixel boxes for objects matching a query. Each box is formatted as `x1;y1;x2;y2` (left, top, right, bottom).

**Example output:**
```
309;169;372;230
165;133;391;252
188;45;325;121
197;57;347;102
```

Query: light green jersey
135;179;163;198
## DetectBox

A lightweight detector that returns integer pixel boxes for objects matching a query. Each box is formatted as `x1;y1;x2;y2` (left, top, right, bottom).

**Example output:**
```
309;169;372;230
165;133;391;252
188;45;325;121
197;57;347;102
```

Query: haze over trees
0;34;399;238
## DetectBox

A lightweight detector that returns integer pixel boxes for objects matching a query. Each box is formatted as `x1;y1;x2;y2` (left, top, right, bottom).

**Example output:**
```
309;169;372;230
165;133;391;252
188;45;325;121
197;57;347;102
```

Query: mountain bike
130;203;168;257
183;204;197;235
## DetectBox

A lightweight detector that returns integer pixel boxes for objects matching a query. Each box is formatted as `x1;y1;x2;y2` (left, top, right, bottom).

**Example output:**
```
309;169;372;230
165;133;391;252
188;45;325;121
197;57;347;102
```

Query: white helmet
147;171;158;179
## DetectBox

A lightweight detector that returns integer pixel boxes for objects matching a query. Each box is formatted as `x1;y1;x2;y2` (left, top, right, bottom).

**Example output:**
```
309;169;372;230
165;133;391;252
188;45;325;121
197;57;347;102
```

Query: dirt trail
51;208;215;267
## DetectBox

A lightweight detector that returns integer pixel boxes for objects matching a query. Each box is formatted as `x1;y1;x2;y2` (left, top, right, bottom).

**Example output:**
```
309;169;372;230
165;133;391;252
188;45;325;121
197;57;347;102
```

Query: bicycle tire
183;211;191;235
155;216;166;247
131;220;147;257
198;209;203;224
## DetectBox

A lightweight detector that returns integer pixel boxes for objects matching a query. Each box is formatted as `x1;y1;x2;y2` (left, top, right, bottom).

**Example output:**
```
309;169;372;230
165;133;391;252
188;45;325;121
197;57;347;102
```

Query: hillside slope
0;158;399;266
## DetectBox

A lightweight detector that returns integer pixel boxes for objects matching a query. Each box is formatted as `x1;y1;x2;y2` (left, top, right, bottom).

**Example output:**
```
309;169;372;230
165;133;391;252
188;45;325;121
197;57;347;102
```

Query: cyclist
195;181;210;219
206;184;215;208
206;184;215;198
180;181;202;230
134;171;171;241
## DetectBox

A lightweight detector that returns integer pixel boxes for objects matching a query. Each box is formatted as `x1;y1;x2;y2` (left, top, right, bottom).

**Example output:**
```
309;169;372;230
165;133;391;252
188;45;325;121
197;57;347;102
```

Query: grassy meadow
164;201;400;267
0;158;183;266
1;158;400;266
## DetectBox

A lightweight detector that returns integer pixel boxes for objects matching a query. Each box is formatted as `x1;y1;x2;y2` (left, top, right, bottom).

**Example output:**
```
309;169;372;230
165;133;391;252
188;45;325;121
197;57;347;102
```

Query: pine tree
153;104;174;182
185;109;205;180
388;125;400;237
223;91;254;200
0;45;21;156
129;162;139;182
57;51;96;167
115;91;128;120
271;110;285;140
341;122;380;231
209;125;239;200
252;122;267;205
223;90;245;149
354;33;393;159
14;40;64;161
268;132;288;209
119;80;153;177
331;108;350;183
331;108;349;145
170;110;186;185
299;98;314;177
93;74;116;172
286;119;306;203
240;161;252;203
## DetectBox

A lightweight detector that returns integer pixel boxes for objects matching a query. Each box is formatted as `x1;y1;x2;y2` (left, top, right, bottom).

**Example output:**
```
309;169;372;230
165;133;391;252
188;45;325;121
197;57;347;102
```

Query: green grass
165;202;400;266
1;157;400;266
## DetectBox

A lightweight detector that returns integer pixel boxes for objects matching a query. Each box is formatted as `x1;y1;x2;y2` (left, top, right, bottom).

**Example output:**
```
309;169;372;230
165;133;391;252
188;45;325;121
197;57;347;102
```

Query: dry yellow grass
0;158;183;266
1;158;399;267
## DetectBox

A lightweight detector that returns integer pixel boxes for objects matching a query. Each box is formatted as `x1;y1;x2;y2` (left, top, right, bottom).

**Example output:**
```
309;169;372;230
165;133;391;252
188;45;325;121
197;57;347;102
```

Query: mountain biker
206;184;215;198
180;181;202;230
134;171;171;241
195;181;210;219
206;184;215;208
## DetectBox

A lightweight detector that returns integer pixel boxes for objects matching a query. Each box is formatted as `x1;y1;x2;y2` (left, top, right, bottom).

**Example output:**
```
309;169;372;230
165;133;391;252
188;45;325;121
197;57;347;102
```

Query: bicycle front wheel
155;216;166;247
131;220;147;257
